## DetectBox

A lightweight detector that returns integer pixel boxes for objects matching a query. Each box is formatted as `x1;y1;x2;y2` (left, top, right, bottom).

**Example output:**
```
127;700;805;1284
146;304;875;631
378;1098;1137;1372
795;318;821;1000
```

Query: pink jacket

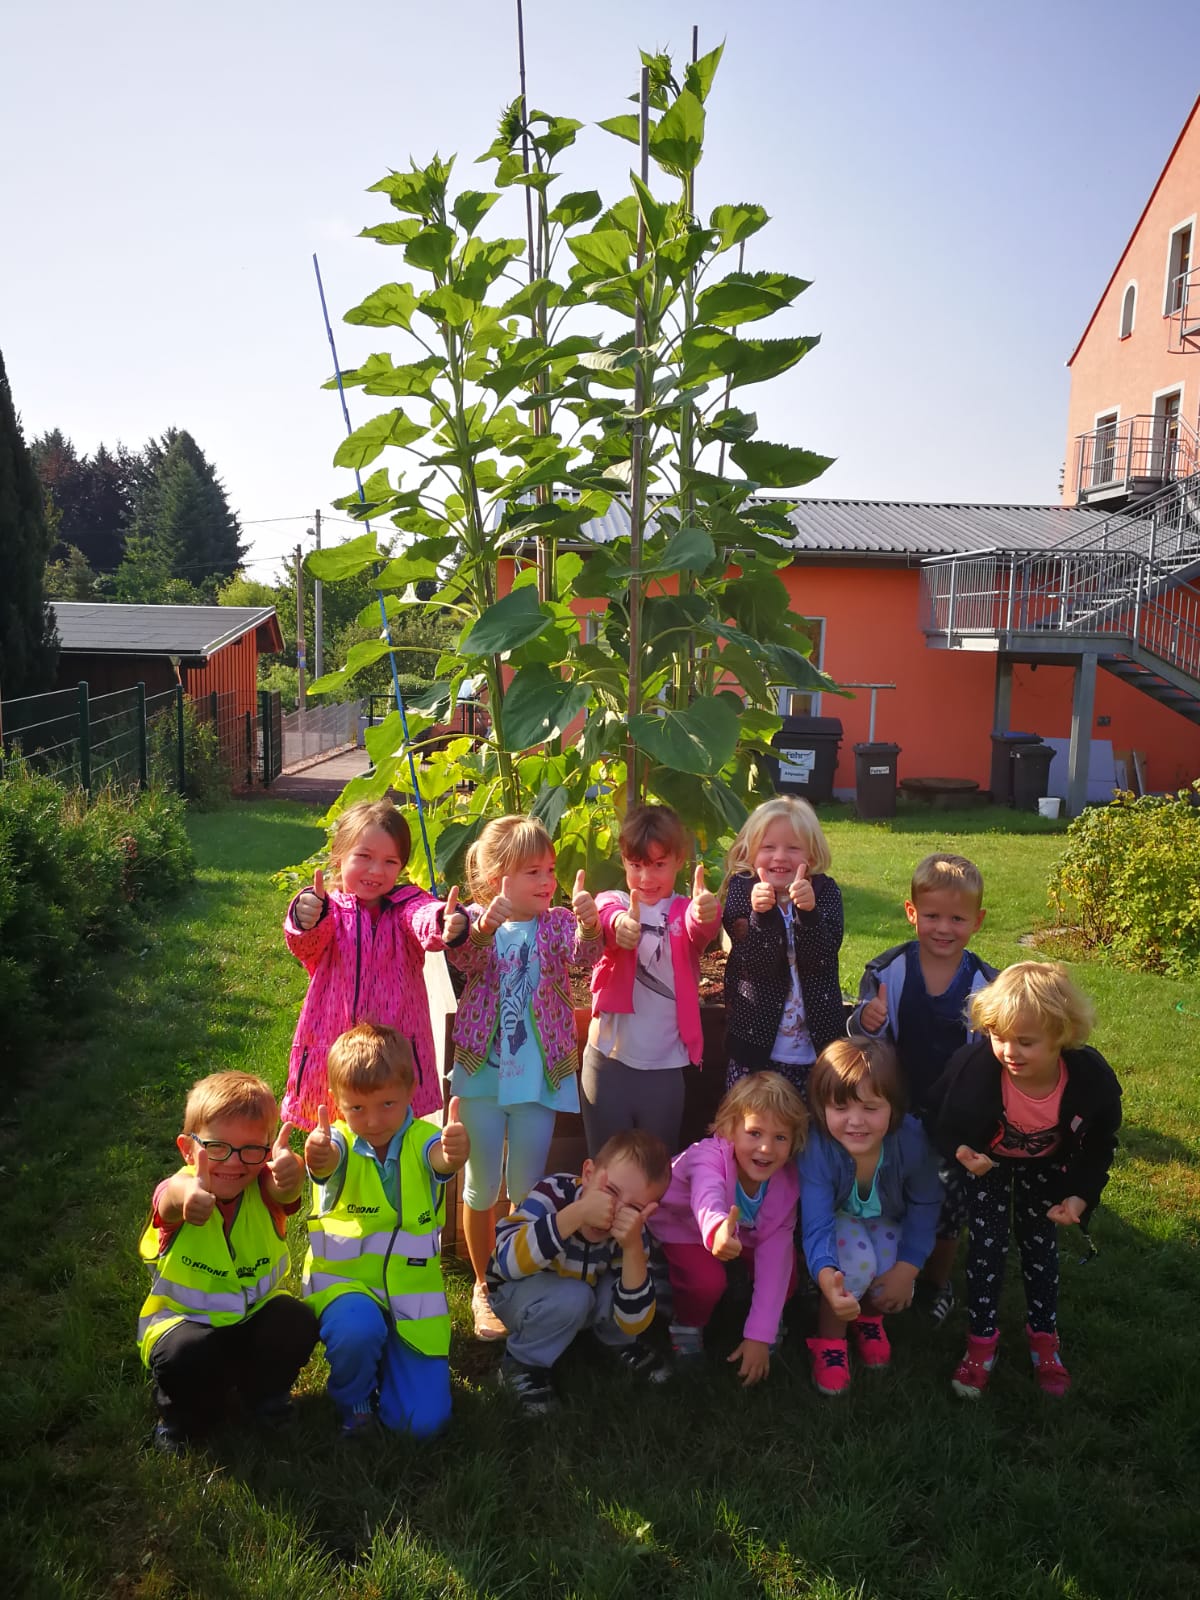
591;891;717;1065
282;884;450;1129
647;1134;799;1344
446;906;602;1091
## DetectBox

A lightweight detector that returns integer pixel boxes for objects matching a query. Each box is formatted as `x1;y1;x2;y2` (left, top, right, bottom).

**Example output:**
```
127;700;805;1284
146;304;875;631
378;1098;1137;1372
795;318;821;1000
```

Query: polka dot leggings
964;1160;1058;1337
833;1213;901;1301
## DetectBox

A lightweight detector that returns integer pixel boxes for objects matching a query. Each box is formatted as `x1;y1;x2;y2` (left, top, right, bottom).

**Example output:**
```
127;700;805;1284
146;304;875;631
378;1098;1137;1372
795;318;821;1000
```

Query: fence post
77;681;91;795
244;709;252;787
175;685;186;794
135;681;148;789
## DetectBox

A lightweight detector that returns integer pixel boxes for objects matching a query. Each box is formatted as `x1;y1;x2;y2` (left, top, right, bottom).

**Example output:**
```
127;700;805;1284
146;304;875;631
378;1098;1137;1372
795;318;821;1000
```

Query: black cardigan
925;1039;1123;1218
722;869;845;1070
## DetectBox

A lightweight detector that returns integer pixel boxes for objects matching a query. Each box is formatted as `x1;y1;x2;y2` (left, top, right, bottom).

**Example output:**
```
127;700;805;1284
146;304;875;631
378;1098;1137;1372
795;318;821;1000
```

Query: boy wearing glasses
136;1071;317;1453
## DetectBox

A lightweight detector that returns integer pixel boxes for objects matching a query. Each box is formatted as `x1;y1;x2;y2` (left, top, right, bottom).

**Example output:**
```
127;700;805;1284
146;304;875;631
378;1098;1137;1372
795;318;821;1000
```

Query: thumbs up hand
861;980;889;1034
294;867;327;931
182;1144;217;1226
441;884;468;942
750;868;777;915
615;889;642;950
478;876;513;938
305;1104;340;1180
787;859;815;913
692;862;720;925
711;1205;743;1261
820;1267;862;1323
436;1096;470;1173
572;870;599;936
266;1121;303;1197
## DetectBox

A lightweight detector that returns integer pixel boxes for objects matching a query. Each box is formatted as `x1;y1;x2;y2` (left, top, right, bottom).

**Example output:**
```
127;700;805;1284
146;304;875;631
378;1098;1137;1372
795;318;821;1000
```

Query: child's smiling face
503;851;558;919
752;818;809;890
622;844;685;907
177;1113;273;1202
731;1110;793;1191
822;1087;892;1162
339;825;404;907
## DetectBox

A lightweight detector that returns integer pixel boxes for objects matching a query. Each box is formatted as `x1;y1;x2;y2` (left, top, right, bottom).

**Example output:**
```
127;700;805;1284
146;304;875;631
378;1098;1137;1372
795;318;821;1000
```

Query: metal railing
281;699;363;769
1168;265;1200;353
1073;413;1200;502
1;681;187;793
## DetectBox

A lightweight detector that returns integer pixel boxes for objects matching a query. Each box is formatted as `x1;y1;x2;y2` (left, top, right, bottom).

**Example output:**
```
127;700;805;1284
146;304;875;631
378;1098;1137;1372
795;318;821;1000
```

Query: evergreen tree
44;544;100;601
117;429;243;599
0;350;59;696
29;431;135;572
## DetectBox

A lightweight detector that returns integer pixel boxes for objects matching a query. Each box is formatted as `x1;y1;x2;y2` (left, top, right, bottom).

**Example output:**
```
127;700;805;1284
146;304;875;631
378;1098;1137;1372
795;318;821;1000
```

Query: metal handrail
1073;412;1200;502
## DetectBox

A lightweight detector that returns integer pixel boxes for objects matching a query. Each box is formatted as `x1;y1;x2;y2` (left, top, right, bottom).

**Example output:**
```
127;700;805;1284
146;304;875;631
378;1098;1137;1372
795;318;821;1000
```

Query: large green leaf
597;113;640;145
363;710;406;768
305;533;382;581
435;816;488;887
461;588;552;655
567;229;633;278
501;666;591;750
419;286;477;328
343;283;419;329
650;88;705;175
609;525;716;579
531;114;584;158
333;409;427;470
372;550;442;589
452;189;499;234
697;271;810;327
367;169;435;216
549;190;603;228
629;694;740;776
651;767;747;839
684;44;724;104
710;203;769;252
404;224;456;275
358;220;422;248
307;636;395;696
729;439;835;487
337;352;444;397
530;780;570;839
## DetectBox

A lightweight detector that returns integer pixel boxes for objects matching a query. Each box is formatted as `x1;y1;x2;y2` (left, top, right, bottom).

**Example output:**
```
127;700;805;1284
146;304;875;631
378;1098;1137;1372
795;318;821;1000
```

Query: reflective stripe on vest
136;1180;291;1365
303;1117;449;1357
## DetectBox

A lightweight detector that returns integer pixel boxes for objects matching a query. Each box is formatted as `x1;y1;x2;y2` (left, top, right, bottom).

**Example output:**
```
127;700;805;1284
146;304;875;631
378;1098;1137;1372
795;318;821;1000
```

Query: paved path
271;746;371;806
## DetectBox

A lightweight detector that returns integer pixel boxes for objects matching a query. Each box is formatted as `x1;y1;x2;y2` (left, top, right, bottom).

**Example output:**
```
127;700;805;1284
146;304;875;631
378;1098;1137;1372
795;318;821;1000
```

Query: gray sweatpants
579;1045;685;1157
489;1268;633;1370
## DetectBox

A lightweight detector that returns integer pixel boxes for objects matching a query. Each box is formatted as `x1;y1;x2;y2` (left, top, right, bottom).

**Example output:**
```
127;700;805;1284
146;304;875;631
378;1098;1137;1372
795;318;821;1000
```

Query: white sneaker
472;1281;508;1341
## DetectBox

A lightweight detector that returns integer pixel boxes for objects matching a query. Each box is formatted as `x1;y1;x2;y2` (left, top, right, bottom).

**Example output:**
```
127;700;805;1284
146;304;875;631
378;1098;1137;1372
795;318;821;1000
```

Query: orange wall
182;632;259;718
1064;103;1200;497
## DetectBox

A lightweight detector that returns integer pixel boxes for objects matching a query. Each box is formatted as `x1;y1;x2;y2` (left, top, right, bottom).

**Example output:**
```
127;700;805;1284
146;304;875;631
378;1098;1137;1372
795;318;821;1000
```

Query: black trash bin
989;730;1040;807
854;742;902;819
770;716;843;804
1011;742;1056;812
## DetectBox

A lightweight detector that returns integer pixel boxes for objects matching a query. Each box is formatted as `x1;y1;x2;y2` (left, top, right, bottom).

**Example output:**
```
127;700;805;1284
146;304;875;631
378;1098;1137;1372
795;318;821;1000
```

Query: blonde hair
724;796;831;884
909;852;983;908
711;1071;809;1157
327;1023;415;1101
328;801;411;889
969;961;1095;1048
592;1127;673;1189
465;815;554;902
808;1038;906;1136
183;1071;276;1136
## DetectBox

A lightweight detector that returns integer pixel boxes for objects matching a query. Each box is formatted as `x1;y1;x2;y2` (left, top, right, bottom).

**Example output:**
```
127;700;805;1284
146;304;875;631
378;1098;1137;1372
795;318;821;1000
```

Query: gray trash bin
854;742;901;819
990;730;1040;807
1011;742;1055;812
770;716;843;804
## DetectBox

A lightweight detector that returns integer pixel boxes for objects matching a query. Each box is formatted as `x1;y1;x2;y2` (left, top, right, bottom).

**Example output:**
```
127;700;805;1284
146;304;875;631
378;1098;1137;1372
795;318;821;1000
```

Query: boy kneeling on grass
137;1071;317;1455
487;1128;673;1413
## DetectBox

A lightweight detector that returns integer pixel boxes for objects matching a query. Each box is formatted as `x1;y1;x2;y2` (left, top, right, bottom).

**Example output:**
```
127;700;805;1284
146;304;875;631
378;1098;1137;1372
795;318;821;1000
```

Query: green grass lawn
2;799;1198;1599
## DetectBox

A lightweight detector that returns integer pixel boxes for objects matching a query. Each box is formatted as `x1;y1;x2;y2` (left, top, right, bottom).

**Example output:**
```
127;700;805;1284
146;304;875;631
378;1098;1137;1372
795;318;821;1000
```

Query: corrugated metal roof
52;603;279;657
574;496;1126;557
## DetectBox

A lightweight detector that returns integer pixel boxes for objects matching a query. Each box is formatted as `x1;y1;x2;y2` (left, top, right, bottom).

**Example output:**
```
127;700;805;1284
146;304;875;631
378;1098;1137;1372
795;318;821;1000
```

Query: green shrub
147;698;229;810
1048;784;1200;975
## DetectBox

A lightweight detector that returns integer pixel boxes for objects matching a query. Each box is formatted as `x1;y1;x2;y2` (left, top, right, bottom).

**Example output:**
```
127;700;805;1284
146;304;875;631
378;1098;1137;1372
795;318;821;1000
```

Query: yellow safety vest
303;1117;450;1357
136;1175;291;1366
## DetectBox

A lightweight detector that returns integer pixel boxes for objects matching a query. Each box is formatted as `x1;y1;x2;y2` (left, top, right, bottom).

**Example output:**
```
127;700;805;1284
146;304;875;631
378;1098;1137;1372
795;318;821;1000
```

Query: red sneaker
951;1331;1000;1399
1026;1325;1071;1397
850;1316;891;1368
807;1337;851;1396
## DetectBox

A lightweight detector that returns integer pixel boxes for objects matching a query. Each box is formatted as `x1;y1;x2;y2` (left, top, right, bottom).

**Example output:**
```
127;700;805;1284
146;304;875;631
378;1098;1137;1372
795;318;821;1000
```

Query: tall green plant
307;45;838;889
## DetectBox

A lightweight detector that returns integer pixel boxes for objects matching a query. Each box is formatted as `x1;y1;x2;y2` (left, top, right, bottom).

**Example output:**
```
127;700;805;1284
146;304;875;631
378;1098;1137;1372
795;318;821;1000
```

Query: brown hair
327;1023;415;1102
328;801;412;889
592;1127;673;1190
723;796;832;883
619;804;689;864
969;961;1095;1049
909;852;984;908
711;1071;809;1157
808;1038;906;1136
183;1071;276;1136
465;815;554;903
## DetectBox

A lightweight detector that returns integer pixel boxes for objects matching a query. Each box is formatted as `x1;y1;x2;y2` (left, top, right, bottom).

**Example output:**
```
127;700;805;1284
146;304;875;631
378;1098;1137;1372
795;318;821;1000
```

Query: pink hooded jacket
647;1134;799;1344
282;884;451;1128
590;891;717;1064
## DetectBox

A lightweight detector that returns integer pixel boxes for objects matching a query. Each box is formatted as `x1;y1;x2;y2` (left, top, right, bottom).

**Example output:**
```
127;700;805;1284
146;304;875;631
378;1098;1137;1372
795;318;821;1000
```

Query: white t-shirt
594;894;688;1071
771;904;815;1065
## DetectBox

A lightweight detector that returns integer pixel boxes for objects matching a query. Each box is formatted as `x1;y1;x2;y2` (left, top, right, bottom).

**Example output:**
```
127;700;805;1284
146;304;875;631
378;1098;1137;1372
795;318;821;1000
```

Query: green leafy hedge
1049;785;1200;976
0;763;195;1063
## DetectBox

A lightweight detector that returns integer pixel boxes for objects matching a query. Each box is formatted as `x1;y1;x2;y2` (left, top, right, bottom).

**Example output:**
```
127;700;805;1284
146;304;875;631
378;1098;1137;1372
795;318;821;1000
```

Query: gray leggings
579;1046;685;1158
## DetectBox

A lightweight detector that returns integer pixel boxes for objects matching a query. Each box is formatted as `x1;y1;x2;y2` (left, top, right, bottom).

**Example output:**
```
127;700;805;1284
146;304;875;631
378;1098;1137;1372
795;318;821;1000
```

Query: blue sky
3;0;1197;579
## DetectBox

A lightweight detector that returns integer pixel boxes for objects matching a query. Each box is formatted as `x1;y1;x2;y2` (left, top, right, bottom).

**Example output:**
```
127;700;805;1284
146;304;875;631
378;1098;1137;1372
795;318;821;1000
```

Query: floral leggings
964;1160;1058;1336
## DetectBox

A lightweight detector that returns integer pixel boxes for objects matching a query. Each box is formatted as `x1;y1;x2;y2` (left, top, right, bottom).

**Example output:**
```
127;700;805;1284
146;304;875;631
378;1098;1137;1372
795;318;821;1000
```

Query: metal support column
1066;652;1098;818
992;655;1013;734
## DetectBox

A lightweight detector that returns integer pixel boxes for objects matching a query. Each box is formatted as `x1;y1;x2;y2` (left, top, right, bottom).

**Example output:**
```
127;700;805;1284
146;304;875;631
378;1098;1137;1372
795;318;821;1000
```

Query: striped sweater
486;1173;655;1337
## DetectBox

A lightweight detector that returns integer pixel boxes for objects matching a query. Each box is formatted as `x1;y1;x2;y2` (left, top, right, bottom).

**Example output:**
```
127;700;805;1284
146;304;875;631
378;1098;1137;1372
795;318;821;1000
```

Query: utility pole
312;507;324;679
295;543;307;745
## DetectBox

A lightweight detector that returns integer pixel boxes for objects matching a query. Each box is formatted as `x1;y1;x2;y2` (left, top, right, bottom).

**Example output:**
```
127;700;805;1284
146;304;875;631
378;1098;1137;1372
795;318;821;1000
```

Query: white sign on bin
870;765;891;775
778;748;816;785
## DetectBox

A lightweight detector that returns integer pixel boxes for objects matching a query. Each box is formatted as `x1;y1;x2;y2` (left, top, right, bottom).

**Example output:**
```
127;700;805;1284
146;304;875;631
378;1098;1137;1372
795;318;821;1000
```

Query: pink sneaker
850;1316;891;1368
1026;1325;1071;1397
952;1331;1000;1399
807;1337;851;1396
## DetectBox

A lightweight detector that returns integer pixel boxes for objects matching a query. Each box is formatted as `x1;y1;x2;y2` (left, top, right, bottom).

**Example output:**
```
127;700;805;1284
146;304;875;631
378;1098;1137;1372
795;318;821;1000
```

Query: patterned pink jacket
282;884;452;1129
445;906;602;1092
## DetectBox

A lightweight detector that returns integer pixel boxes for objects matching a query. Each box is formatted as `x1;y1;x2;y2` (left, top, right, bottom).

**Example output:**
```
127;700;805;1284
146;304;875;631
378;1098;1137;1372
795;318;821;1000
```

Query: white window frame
776;616;826;719
1118;280;1137;339
1163;217;1195;315
1091;407;1120;489
1151;382;1185;478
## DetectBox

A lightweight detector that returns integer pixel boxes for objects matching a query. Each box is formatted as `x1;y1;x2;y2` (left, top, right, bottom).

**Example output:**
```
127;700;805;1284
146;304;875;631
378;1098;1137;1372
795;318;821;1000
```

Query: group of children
137;794;1122;1450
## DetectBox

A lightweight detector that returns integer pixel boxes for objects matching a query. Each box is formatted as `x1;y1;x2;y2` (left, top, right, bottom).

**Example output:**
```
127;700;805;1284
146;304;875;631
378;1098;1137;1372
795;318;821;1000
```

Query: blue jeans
319;1292;450;1437
489;1269;632;1370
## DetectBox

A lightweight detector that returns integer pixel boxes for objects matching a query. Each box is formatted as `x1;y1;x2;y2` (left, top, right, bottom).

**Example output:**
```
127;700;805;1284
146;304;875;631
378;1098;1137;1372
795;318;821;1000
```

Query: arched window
1119;282;1136;339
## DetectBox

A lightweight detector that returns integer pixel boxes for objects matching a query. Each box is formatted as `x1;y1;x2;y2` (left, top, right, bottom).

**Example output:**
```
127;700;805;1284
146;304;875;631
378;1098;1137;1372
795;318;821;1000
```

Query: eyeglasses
191;1134;270;1166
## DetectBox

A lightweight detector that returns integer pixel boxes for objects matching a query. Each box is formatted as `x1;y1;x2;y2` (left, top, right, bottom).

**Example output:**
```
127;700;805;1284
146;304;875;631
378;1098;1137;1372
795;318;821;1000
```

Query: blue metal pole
312;252;437;889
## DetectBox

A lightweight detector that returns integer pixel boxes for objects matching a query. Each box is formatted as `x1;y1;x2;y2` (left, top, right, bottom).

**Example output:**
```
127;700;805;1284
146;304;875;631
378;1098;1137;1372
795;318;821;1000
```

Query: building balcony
1072;413;1200;506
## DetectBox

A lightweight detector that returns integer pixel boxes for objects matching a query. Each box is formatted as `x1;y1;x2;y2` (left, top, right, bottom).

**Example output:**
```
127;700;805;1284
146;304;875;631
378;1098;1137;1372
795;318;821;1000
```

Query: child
136;1071;317;1453
302;1022;469;1438
648;1072;808;1386
799;1039;943;1396
487;1128;673;1413
722;796;845;1098
848;852;997;1324
926;962;1122;1399
445;815;603;1339
282;800;467;1130
585;804;721;1156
